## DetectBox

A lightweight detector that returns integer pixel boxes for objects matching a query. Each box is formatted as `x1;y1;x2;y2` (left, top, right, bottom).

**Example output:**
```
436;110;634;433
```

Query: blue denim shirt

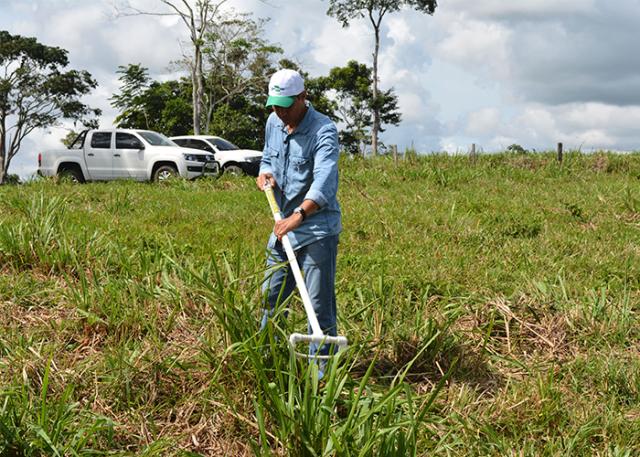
260;103;342;250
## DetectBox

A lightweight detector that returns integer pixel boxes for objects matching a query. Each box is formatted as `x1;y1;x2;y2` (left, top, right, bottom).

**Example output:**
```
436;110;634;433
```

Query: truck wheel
153;165;178;182
223;164;243;176
57;167;84;183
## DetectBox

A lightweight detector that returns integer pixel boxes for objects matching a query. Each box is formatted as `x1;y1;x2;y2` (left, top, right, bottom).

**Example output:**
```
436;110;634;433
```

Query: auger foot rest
289;333;349;359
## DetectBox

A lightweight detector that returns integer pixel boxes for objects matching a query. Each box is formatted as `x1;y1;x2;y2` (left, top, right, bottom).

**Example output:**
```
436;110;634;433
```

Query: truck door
114;132;146;179
85;131;114;180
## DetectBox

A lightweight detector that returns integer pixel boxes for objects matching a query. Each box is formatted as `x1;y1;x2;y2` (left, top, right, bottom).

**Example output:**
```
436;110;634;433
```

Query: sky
2;0;640;178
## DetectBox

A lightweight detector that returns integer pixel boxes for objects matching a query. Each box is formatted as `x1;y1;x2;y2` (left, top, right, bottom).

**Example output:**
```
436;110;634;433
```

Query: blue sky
2;0;640;178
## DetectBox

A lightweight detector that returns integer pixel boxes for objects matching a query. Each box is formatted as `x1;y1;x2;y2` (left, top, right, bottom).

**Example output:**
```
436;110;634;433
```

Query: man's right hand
257;172;276;190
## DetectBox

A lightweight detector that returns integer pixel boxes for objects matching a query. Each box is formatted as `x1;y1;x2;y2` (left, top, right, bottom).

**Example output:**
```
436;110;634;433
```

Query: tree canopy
326;0;437;155
116;0;233;135
0;30;100;183
110;65;192;137
200;11;283;143
108;3;425;155
316;60;401;155
327;0;437;27
111;11;285;149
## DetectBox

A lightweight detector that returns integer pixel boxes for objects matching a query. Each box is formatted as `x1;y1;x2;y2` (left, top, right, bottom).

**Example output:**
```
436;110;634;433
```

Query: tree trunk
0;116;5;184
0;156;5;185
192;46;203;135
371;16;381;156
119;1;227;135
205;91;214;133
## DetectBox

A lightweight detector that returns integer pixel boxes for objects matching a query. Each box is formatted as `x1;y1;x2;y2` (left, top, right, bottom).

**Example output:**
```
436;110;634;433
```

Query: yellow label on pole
264;186;281;217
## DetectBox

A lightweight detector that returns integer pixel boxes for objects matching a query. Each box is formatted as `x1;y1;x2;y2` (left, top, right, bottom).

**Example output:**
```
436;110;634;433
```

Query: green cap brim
266;95;296;108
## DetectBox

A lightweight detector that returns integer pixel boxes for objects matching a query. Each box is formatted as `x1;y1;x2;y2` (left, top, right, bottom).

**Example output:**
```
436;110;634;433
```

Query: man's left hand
274;213;303;241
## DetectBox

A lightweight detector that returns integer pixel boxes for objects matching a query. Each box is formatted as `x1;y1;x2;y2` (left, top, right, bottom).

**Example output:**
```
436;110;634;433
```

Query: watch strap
294;206;307;221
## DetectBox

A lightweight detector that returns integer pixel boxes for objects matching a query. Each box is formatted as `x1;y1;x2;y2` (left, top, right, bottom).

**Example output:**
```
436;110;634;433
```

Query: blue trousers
261;235;339;357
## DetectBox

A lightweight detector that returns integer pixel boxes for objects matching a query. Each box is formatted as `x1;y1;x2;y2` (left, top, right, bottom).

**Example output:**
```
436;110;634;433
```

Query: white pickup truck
170;135;262;176
38;129;219;182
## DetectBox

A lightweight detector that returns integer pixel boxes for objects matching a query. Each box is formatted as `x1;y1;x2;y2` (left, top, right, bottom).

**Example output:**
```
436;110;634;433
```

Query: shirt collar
278;102;315;136
296;103;315;135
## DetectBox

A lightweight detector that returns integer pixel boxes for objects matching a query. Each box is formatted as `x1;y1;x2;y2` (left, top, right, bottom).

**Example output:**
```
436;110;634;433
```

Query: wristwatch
293;206;307;221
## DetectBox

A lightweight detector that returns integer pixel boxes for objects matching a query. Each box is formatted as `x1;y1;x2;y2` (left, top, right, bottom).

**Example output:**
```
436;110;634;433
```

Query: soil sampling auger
263;182;348;359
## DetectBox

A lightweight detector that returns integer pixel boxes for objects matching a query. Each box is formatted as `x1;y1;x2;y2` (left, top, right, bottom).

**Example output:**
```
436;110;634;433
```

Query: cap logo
272;85;282;94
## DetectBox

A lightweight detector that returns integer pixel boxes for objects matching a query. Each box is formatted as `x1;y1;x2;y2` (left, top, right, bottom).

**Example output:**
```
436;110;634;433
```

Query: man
257;68;342;359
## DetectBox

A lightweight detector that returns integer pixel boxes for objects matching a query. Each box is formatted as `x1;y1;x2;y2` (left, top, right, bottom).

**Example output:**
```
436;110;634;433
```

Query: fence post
392;144;398;166
557;142;563;163
470;143;477;162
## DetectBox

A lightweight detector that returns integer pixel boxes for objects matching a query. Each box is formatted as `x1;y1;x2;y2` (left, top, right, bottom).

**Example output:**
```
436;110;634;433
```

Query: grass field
0;151;639;456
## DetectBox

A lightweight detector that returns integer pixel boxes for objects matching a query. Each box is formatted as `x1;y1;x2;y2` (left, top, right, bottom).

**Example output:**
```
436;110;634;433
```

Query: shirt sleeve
305;122;339;208
259;117;273;176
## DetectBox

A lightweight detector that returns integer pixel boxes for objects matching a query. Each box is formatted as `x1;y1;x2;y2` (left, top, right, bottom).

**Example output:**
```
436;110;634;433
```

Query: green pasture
0;151;639;455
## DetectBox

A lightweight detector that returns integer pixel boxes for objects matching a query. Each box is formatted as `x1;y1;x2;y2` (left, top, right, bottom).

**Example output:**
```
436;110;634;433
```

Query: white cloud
311;20;371;70
447;0;596;19
466;108;501;136
45;5;105;55
561;103;640;133
386;17;415;45
486;135;520;151
513;107;559;141
459;102;640;153
102;17;185;71
397;91;426;123
433;17;511;80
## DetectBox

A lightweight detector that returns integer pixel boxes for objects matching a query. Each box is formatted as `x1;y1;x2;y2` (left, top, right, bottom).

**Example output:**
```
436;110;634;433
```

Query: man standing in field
256;68;342;361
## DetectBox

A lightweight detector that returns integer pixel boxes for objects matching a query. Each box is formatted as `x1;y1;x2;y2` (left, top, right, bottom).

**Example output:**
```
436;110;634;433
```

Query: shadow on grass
351;336;502;393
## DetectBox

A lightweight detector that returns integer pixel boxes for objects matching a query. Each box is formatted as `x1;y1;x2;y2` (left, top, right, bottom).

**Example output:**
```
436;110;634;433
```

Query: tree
110;64;150;127
0;31;100;184
111;65;192;136
115;0;229;134
61;130;80;148
318;60;400;155
326;0;437;155
201;11;282;133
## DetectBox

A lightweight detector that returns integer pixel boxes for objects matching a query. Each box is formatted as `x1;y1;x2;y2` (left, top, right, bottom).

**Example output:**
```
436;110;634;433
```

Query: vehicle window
90;132;112;149
116;132;143;149
137;131;174;146
173;139;187;146
206;137;239;151
189;139;214;152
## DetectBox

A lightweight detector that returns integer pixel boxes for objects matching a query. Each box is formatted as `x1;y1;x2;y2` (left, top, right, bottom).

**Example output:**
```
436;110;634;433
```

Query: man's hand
257;172;276;190
274;212;304;241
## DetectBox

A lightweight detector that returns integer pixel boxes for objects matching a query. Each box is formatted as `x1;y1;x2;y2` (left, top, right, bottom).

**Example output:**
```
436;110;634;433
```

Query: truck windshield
206;137;239;151
137;131;175;146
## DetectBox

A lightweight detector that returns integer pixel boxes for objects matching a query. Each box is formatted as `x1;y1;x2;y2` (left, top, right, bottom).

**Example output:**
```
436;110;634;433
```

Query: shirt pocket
289;137;313;173
265;146;283;186
286;155;313;197
291;155;312;174
266;145;281;159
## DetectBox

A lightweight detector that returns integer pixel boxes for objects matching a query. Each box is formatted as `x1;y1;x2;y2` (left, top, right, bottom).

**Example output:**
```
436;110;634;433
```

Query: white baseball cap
266;69;305;108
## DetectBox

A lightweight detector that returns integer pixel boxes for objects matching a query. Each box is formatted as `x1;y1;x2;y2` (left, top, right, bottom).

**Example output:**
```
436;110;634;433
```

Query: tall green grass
1;151;639;455
0;355;114;455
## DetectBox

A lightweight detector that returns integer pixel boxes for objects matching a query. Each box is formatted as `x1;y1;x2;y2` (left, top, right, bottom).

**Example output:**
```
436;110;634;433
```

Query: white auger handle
262;183;348;355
